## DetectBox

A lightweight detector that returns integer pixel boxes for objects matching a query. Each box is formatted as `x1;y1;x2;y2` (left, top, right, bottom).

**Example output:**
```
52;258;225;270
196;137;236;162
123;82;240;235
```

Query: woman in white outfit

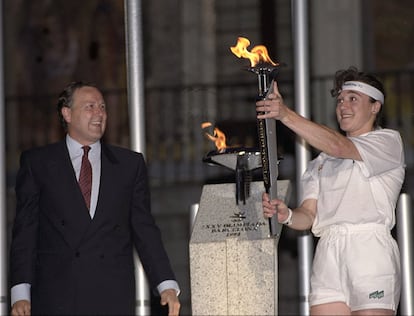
256;67;405;315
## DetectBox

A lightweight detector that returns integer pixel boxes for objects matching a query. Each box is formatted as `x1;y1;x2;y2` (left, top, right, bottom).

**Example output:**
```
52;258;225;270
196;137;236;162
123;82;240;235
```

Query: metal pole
0;0;8;314
396;193;414;316
189;203;199;234
124;1;150;315
292;1;313;315
124;0;146;150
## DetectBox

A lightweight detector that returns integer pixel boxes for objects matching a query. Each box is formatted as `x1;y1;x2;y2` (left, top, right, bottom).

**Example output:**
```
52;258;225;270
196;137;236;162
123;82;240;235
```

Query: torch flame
230;37;278;67
201;122;227;153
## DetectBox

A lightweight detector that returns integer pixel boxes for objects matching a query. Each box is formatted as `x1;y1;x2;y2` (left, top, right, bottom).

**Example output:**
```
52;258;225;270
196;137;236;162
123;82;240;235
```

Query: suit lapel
82;143;119;237
45;141;93;249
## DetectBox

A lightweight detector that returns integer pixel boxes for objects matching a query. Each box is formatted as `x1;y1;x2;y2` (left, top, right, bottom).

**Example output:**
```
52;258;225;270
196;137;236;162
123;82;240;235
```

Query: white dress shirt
66;135;101;218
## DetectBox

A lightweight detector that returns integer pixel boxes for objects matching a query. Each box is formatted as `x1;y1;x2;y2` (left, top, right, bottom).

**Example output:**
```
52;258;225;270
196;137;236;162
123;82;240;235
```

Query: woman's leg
311;301;351;315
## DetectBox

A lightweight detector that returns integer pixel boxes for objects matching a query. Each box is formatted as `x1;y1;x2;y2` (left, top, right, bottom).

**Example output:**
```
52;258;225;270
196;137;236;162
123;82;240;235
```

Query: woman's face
336;89;381;137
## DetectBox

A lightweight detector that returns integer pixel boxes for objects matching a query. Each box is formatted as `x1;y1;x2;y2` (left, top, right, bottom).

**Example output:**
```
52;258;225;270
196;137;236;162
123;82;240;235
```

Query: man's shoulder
22;141;65;157
103;143;141;154
102;143;144;161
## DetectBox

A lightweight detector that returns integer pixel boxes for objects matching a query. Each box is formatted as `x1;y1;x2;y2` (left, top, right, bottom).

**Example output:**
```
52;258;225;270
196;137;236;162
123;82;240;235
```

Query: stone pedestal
189;180;291;315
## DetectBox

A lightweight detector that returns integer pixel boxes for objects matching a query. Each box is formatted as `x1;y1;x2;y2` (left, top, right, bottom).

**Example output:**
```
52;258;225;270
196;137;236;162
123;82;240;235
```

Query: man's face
336;90;380;137
62;86;107;145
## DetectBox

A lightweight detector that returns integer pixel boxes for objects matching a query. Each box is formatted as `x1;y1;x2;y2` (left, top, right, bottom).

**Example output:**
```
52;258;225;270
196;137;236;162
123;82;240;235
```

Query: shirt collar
66;134;101;159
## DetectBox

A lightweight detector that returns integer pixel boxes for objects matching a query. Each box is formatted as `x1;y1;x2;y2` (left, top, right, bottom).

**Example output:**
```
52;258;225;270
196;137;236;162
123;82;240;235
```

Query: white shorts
310;223;401;312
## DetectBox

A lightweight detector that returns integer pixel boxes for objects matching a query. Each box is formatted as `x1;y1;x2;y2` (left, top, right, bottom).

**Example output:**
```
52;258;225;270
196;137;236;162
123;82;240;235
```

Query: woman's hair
330;66;385;128
57;81;96;130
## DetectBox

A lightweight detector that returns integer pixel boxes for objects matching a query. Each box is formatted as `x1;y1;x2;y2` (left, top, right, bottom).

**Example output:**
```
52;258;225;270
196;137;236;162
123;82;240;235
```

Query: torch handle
258;78;282;237
259;117;281;237
265;118;281;237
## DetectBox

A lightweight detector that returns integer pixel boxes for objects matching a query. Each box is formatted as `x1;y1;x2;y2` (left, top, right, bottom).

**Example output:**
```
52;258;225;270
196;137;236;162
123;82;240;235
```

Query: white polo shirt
300;128;405;237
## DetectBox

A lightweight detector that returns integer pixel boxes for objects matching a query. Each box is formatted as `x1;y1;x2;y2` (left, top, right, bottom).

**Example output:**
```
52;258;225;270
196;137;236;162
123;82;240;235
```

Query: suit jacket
10;140;176;315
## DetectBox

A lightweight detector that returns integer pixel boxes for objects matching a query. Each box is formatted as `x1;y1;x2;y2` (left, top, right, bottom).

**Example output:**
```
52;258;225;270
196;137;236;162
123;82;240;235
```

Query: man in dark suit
10;82;180;316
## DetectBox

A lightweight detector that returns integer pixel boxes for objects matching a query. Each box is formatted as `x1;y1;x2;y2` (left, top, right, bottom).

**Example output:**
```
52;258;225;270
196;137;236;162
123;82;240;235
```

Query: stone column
190;180;291;315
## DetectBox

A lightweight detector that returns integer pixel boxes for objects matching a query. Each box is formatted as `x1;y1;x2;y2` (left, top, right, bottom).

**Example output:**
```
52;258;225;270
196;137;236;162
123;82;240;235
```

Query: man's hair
330;66;385;128
57;81;97;130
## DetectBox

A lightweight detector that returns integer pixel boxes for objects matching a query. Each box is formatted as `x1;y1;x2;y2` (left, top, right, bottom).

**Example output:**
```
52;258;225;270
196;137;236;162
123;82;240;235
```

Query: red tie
79;146;92;209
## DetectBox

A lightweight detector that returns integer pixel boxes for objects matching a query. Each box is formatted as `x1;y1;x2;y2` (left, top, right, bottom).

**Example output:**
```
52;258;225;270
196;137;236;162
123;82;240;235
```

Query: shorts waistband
319;223;390;237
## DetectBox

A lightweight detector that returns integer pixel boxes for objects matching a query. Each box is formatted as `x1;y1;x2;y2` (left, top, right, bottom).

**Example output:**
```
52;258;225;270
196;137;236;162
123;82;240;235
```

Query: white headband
341;81;384;104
